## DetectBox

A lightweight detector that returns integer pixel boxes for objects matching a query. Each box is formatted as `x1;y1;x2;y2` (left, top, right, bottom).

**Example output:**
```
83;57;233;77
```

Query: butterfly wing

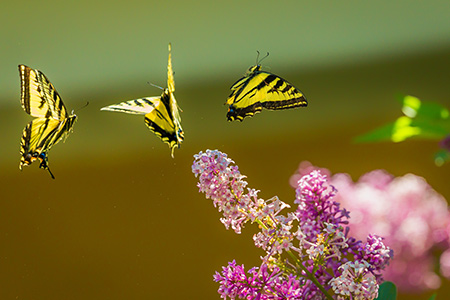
101;94;184;157
167;43;175;94
19;65;68;120
166;43;183;150
100;43;183;157
226;72;263;121
18;65;76;178
100;97;161;115
226;67;307;121
144;91;184;158
19;116;76;179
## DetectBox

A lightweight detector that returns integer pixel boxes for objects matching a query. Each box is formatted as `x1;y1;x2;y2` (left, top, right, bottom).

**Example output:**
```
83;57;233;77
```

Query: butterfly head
246;51;269;75
246;65;262;75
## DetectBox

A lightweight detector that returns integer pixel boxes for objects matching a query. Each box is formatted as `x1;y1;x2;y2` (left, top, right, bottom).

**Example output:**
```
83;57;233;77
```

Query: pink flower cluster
291;161;450;292
193;150;393;299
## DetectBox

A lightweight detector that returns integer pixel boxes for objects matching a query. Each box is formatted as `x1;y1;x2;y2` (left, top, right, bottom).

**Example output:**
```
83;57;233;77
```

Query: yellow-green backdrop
1;1;449;299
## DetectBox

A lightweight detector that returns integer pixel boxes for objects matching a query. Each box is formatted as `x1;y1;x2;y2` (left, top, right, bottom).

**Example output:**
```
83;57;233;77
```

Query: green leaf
355;96;450;143
376;281;397;300
428;293;437;300
403;96;449;120
402;95;421;117
354;116;444;143
354;122;397;143
391;116;421;142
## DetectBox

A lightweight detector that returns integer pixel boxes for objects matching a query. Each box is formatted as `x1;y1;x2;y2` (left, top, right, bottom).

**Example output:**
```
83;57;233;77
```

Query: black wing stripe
144;119;177;145
51;117;76;146
134;99;152;107
262;97;307;110
269;78;284;92
257;74;277;90
227;102;263;121
159;91;173;116
234;74;279;102
281;84;294;94
234;79;260;102
21;67;32;114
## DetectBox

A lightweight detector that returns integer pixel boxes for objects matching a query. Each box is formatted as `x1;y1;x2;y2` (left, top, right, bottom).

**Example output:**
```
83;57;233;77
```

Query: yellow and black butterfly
226;52;307;121
18;64;77;179
101;43;183;157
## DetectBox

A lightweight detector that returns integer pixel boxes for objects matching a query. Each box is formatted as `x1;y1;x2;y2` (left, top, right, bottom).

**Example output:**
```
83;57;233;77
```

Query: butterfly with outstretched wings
101;43;183;157
19;64;77;179
226;53;307;121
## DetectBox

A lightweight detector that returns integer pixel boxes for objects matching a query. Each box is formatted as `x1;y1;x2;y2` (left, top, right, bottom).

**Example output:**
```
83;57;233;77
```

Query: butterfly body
101;43;183;157
226;64;307;121
18;64;77;179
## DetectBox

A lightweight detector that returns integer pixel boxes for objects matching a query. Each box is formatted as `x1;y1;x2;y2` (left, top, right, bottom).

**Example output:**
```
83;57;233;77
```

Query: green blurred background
1;1;449;299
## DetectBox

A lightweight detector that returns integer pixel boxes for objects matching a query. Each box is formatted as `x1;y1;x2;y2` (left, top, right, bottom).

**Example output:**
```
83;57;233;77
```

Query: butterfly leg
38;153;55;179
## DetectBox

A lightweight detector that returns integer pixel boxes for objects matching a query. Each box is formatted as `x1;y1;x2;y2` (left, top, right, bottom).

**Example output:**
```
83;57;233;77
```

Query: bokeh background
1;1;449;299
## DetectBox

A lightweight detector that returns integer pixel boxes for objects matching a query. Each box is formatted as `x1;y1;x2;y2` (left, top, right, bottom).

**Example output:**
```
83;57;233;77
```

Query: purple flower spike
295;170;350;241
359;235;393;271
193;151;393;300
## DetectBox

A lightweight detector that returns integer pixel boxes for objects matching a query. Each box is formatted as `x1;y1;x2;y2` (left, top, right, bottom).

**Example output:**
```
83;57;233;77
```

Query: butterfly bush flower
193;150;392;299
291;161;450;293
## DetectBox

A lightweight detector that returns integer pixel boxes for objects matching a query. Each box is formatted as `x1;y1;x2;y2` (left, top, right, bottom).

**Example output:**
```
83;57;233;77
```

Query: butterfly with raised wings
18;64;77;179
101;43;183;157
226;52;308;121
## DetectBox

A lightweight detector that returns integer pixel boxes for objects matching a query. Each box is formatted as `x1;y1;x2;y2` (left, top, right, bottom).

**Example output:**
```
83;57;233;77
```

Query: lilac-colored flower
329;260;378;300
214;261;287;300
352;234;393;283
192;150;251;233
294;171;350;242
193;150;293;238
290;161;450;292
194;151;392;299
252;208;297;255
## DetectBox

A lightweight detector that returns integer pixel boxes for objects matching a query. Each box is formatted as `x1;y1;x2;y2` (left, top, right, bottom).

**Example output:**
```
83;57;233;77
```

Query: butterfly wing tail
227;103;263;121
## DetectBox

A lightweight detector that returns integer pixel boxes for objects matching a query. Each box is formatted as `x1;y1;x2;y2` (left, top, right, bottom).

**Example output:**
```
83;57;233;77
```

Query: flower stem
286;250;334;300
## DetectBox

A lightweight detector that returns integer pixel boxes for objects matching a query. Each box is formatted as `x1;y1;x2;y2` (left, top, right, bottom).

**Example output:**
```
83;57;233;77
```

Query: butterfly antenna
147;82;164;90
73;101;90;114
259;52;269;65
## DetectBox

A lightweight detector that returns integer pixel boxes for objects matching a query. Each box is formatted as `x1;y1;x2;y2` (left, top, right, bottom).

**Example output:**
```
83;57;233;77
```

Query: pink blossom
291;162;450;292
329;260;379;300
195;151;392;299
